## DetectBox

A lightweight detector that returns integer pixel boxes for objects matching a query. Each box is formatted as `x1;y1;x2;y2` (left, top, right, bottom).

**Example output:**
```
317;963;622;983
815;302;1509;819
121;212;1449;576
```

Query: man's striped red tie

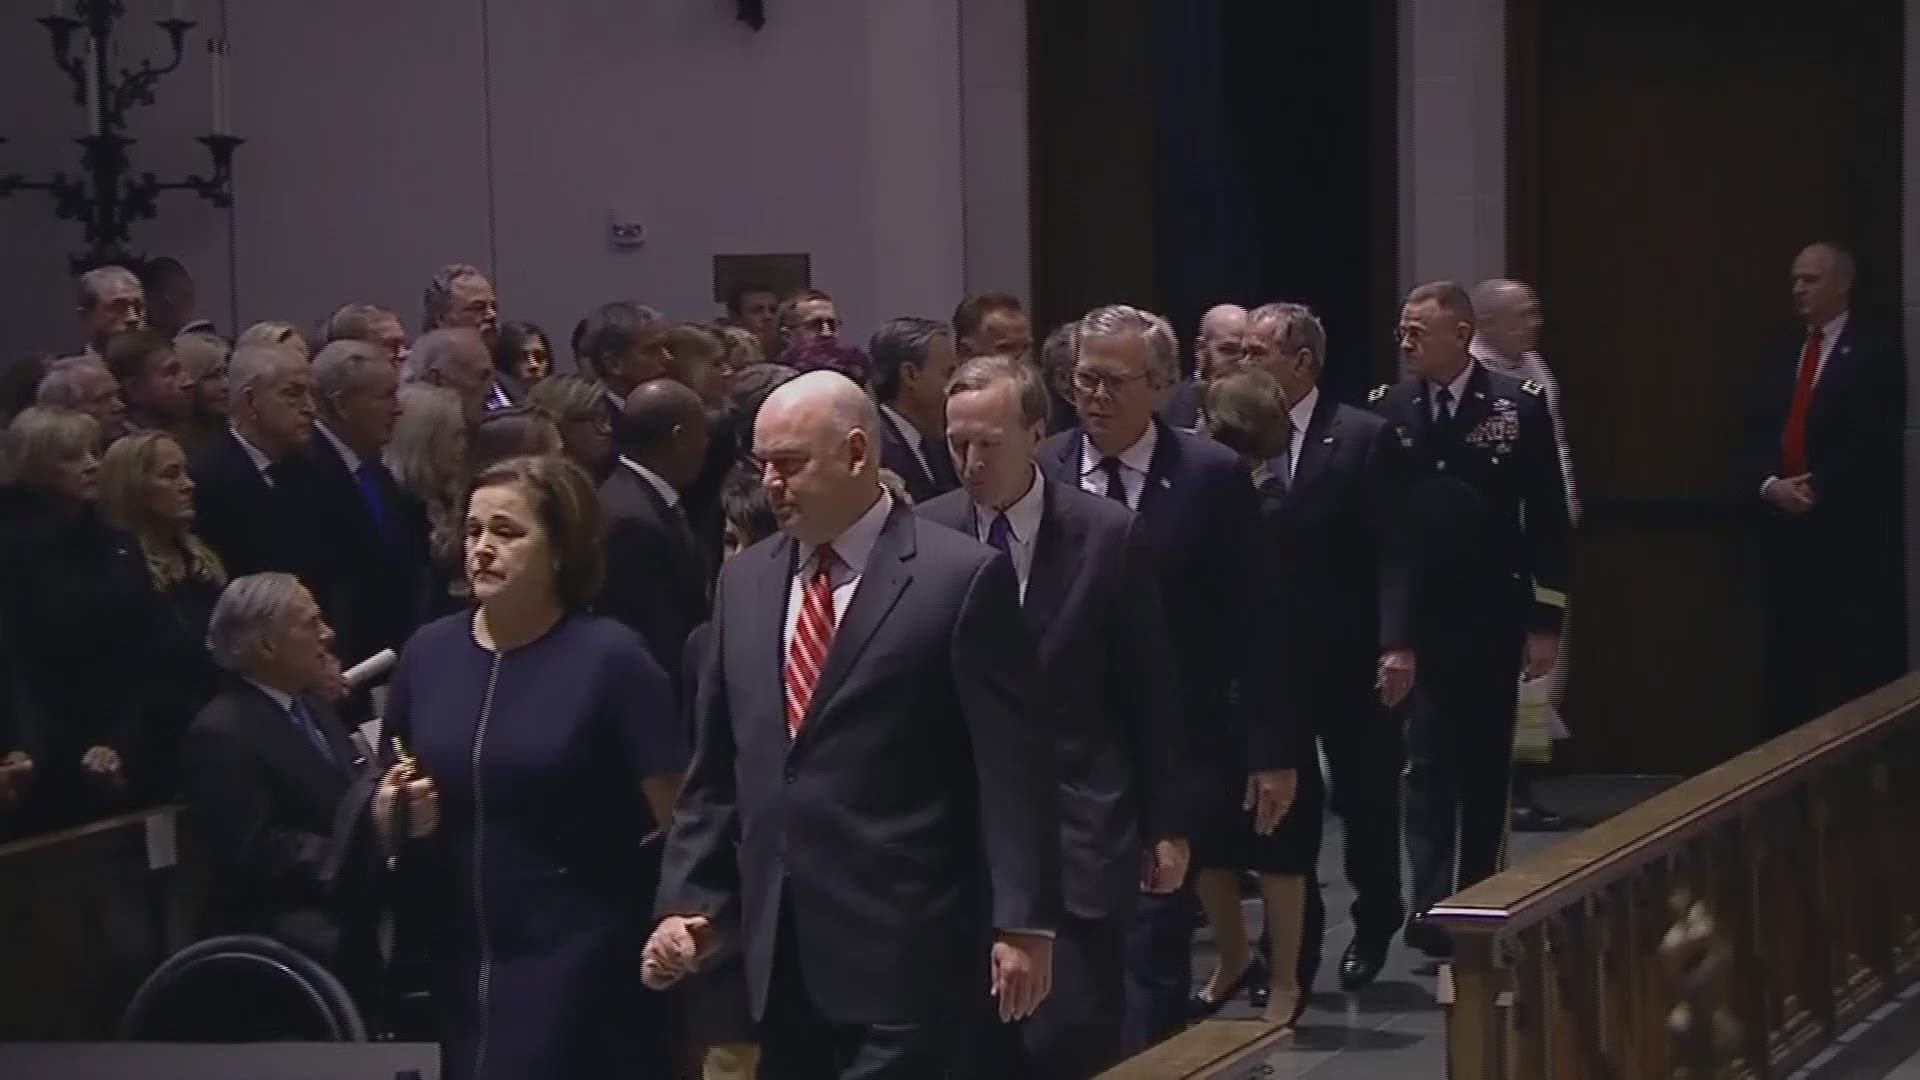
785;545;840;738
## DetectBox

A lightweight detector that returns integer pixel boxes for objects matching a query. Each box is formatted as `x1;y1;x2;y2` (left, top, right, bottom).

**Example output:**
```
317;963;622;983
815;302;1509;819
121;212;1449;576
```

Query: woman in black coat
0;407;159;828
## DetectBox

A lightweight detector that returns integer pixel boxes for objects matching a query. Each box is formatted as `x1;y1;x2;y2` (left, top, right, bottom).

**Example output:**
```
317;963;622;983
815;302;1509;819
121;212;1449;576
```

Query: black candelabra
0;1;242;272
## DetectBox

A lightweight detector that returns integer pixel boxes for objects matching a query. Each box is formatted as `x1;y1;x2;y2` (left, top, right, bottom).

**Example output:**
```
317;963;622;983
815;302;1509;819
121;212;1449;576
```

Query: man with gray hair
184;571;435;998
421;262;500;351
326;302;411;367
649;369;1058;1076
307;339;426;666
922;354;1187;1077
1040;304;1282;1051
404;326;497;425
868;316;961;503
1243;300;1414;992
36;356;126;440
71;264;146;360
191;344;319;582
1160;303;1248;430
1470;279;1578;832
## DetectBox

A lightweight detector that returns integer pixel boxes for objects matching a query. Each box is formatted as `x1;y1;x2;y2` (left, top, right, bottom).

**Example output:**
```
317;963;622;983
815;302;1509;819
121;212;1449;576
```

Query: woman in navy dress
386;454;687;1079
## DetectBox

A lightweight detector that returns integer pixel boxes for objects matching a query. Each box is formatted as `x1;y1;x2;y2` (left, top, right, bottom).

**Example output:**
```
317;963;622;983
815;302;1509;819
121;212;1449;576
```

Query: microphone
342;649;397;690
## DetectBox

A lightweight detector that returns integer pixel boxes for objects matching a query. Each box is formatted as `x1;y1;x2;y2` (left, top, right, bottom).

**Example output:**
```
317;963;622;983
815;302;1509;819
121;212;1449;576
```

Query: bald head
754;371;883;543
618;377;710;489
1195;304;1249;379
1472;279;1541;360
1792;242;1855;326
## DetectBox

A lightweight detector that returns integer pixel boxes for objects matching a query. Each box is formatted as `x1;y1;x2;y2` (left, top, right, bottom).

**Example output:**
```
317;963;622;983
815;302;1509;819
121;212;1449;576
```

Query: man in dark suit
1244;302;1413;990
921;355;1188;1078
868;317;961;504
307;340;429;668
1370;281;1570;958
1752;242;1907;735
190;343;321;584
184;573;436;1002
646;371;1060;1078
1039;304;1275;1054
600;378;714;692
1158;303;1248;431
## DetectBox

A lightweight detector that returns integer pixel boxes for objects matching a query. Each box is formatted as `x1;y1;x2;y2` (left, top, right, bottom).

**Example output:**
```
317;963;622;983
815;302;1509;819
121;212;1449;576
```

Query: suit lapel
1136;418;1180;521
792;508;915;748
1291;395;1339;491
1023;482;1073;656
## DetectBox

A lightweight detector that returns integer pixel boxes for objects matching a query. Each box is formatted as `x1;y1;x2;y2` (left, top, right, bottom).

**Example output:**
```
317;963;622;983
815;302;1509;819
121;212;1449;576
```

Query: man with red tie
645;371;1060;1078
1753;242;1907;735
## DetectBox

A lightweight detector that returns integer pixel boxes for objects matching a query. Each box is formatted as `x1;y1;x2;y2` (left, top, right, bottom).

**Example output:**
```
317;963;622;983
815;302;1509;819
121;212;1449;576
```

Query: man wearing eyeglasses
1159;304;1249;430
778;289;842;353
1038;304;1277;1055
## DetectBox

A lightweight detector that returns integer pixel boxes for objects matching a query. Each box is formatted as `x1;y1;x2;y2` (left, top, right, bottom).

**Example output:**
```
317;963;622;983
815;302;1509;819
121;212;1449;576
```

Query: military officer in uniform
1370;281;1570;958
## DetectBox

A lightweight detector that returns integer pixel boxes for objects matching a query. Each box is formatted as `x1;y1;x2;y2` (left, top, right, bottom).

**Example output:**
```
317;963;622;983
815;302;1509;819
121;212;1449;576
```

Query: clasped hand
373;761;438;844
641;915;714;990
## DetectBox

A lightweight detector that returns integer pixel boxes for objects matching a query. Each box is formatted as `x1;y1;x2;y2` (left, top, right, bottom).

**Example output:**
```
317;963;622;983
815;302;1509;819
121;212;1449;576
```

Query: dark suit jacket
657;503;1059;1025
1157;378;1205;431
1749;316;1906;542
182;680;382;978
876;407;958;505
919;479;1184;920
1039;419;1299;774
1370;364;1571;655
304;433;431;667
1256;395;1413;692
189;430;317;584
598;462;711;694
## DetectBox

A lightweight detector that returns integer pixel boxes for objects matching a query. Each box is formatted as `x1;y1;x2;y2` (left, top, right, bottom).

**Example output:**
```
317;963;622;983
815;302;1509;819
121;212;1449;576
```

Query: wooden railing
0;804;205;1040
1430;675;1920;1078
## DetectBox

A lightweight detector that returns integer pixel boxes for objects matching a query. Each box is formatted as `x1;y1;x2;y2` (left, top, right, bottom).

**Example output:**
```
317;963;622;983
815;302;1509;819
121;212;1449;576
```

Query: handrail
1431;676;1920;935
0;803;180;862
1430;673;1920;1078
1096;1018;1291;1079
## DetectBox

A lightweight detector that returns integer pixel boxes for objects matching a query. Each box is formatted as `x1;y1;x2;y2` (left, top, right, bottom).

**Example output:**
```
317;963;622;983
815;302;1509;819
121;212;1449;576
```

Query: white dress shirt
1428;364;1475;421
620;455;680;508
1807;310;1848;383
970;466;1045;602
1076;423;1158;510
783;490;893;651
315;420;363;474
879;402;934;483
1284;386;1319;480
230;424;278;486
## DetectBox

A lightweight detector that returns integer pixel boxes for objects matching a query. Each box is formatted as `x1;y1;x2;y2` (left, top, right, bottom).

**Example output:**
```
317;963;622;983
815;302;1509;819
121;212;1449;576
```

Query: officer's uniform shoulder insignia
1520;379;1544;397
1369;384;1390;403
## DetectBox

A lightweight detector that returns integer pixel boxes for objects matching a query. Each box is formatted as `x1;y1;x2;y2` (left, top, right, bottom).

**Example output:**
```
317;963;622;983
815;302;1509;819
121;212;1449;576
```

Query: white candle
170;0;186;22
207;39;219;132
216;43;230;135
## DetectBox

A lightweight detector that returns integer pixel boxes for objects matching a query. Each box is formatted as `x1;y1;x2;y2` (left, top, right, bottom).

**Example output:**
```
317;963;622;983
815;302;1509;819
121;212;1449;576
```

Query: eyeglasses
1071;367;1149;397
800;317;839;334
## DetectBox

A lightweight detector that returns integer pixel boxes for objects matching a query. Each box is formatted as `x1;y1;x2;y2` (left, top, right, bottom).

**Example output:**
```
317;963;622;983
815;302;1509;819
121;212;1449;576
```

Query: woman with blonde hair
236;319;311;360
528;374;615;479
387;383;470;621
171;331;232;453
0;407;157;821
98;430;228;792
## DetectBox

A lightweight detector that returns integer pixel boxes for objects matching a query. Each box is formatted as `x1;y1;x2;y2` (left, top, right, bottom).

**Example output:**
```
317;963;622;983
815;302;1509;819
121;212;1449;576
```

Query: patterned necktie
1100;457;1130;506
355;461;392;547
1780;328;1823;476
784;546;841;738
288;699;334;763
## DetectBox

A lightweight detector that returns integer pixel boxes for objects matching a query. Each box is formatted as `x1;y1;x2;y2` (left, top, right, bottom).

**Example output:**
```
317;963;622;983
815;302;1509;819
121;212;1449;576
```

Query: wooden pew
0;805;206;1040
1430;675;1920;1078
1096;1017;1293;1079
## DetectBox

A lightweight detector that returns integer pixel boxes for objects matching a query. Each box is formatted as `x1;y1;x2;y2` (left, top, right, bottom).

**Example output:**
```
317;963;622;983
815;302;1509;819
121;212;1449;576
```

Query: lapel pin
1321;436;1334;444
1159;476;1172;489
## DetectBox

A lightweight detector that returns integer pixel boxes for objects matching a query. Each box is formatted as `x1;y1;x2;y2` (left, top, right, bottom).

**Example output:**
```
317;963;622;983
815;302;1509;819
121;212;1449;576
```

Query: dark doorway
1508;0;1906;774
1028;0;1399;396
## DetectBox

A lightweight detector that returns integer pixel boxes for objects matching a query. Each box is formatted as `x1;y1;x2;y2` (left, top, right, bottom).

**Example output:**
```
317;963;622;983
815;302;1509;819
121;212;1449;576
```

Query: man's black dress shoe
1402;915;1453;960
1338;937;1390;991
1512;802;1572;832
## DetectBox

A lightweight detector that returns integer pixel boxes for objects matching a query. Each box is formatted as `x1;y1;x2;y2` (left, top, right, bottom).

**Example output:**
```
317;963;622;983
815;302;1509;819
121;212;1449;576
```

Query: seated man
182;572;435;1002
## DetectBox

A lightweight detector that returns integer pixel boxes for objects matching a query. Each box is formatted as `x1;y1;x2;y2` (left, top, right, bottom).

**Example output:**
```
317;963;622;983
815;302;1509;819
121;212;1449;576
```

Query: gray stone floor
1189;775;1679;1078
